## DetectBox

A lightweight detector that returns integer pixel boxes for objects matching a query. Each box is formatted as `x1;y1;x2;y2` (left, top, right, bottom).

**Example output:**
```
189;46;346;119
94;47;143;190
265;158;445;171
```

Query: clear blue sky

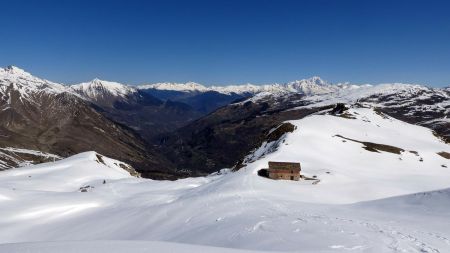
1;0;449;87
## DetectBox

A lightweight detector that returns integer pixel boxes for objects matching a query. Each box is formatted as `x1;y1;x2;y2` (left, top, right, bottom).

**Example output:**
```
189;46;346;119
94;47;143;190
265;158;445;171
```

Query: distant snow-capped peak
0;66;67;97
70;78;136;99
284;76;335;95
138;82;209;92
138;76;335;95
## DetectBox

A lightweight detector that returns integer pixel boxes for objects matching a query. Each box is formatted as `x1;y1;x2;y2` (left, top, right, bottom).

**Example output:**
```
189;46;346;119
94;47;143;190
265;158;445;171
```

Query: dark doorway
257;169;269;178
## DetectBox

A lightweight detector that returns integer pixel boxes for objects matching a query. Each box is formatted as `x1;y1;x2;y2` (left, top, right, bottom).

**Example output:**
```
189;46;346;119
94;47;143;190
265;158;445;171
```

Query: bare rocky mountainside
0;66;175;179
0;66;448;178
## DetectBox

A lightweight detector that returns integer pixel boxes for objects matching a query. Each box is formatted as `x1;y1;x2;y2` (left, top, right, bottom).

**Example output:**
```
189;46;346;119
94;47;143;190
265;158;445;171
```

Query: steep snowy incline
240;107;450;204
0;108;449;252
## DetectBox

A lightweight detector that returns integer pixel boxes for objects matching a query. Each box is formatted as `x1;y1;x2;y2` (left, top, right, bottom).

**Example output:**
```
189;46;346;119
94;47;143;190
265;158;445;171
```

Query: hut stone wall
267;162;301;181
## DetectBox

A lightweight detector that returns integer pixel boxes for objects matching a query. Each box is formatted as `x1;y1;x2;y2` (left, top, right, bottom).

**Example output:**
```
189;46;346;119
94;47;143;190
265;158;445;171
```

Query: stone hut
268;161;301;181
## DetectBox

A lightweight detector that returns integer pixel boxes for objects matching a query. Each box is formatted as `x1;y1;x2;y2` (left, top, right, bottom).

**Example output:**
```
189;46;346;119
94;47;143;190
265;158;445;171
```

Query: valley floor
0;108;449;252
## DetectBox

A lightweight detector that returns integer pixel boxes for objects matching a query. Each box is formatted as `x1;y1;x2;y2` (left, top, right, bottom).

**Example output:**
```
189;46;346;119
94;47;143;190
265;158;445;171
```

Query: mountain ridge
1;65;448;178
3;65;446;98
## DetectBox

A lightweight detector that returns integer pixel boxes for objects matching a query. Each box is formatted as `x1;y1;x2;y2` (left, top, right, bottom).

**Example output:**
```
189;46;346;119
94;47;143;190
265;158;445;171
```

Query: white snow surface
0;108;449;252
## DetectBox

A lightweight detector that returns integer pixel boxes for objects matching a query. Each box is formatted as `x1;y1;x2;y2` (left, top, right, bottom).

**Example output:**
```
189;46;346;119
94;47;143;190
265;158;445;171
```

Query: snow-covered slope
243;107;450;203
0;66;67;101
0;108;449;252
286;83;450;142
0;151;135;192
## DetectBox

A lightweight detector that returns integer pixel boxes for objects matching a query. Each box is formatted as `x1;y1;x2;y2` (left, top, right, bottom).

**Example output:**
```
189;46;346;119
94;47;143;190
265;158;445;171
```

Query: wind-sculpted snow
0;108;449;252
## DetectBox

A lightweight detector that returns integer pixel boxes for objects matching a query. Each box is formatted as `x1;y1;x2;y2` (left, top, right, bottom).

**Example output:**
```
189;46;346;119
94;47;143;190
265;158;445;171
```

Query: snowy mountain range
0;65;448;176
2;65;447;103
139;76;343;95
